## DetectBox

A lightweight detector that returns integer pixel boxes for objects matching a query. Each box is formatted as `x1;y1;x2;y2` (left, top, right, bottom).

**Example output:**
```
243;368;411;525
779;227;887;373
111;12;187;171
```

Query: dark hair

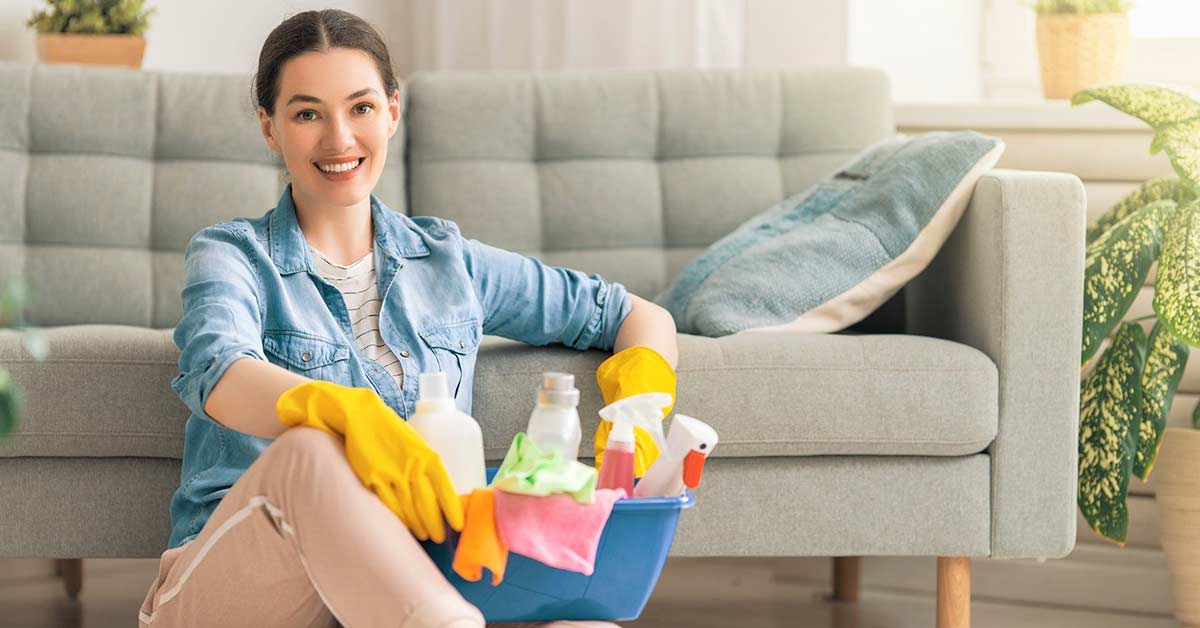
252;9;399;118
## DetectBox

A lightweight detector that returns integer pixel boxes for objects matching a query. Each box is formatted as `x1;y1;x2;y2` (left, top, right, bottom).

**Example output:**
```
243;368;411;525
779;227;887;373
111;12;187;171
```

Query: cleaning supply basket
421;468;695;622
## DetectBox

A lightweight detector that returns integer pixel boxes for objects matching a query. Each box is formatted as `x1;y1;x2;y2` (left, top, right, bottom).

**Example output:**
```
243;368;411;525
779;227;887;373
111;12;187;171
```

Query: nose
322;112;355;152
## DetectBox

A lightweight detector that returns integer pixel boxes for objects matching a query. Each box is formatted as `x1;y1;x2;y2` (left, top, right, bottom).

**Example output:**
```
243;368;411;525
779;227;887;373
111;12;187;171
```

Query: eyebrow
286;87;380;107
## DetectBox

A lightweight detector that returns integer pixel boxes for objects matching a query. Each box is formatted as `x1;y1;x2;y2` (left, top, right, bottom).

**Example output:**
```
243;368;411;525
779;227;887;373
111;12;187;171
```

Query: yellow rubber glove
593;345;677;477
275;380;464;543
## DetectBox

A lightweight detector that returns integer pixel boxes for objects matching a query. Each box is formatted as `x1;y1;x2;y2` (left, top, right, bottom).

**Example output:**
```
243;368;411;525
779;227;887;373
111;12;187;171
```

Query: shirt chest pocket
263;329;351;383
417;318;481;399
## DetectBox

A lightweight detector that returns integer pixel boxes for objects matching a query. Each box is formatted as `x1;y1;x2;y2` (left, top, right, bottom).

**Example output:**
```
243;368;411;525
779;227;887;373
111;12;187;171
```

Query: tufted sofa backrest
0;62;891;328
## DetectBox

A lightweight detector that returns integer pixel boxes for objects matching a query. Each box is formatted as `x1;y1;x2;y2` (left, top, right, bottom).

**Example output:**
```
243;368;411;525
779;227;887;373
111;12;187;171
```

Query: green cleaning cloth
491;433;598;504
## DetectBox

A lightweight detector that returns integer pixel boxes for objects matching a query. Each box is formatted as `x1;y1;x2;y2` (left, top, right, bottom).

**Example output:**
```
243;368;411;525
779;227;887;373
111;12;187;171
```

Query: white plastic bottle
407;371;487;494
525;372;582;461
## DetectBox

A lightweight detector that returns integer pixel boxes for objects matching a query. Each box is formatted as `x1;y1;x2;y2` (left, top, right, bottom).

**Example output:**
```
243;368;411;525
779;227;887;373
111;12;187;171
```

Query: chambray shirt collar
268;183;430;275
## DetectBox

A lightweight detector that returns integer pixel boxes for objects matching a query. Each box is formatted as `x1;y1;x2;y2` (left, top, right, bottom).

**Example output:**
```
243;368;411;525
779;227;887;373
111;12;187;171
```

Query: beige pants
138;427;618;628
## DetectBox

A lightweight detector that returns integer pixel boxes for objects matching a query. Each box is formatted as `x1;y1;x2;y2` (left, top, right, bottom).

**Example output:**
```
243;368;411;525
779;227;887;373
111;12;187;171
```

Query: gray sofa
0;61;1084;615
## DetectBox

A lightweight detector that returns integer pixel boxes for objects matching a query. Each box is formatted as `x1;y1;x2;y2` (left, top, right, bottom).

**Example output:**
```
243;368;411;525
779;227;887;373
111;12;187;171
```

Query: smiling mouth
314;158;365;173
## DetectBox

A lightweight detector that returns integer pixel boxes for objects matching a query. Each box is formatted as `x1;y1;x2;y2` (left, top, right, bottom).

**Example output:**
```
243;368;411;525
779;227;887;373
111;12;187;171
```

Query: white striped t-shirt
309;245;404;389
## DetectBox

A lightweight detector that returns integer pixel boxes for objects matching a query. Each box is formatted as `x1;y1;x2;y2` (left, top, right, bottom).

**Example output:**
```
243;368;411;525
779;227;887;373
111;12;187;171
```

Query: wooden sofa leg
832;556;860;602
56;559;83;600
937;556;970;628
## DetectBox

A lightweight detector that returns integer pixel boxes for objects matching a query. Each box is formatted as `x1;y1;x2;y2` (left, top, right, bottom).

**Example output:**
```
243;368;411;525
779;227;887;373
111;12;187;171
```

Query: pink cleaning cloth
493;487;626;576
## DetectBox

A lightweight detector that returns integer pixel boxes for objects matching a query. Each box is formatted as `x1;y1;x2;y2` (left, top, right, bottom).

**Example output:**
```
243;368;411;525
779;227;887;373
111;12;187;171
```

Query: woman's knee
268;426;347;472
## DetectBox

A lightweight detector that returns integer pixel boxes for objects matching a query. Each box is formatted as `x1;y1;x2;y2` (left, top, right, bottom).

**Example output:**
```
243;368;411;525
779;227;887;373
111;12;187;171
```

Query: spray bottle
525;372;582;461
407;371;487;494
633;413;718;498
596;392;673;497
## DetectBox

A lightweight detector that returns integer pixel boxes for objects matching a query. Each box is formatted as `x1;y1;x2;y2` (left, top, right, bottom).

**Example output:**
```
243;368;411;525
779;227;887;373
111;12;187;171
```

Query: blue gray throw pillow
654;131;1005;337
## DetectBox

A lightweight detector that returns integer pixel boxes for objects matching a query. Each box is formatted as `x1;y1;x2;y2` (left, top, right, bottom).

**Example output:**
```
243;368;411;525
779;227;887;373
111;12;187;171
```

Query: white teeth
319;159;360;173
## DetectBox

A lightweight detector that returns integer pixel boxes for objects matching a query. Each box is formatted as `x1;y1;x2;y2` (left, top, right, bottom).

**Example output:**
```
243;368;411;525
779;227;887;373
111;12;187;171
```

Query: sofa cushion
0;326;997;460
476;332;998;459
656;131;1004;336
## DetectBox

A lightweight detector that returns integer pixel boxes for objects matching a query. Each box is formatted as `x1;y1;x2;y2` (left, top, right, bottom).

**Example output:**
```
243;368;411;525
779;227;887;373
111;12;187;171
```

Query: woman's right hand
274;380;464;543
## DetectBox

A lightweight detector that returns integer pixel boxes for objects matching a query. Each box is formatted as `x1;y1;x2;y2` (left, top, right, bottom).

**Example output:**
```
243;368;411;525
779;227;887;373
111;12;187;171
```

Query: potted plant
1034;0;1132;99
27;0;156;69
0;280;45;439
1075;83;1200;623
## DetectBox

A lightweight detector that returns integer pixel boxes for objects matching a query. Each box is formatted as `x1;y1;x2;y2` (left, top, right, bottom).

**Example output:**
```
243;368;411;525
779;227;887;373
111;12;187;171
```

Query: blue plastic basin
420;468;695;622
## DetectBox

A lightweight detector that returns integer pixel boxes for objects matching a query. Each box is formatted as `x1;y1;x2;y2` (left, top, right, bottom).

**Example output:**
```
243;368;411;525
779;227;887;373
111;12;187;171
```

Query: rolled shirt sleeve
459;230;633;352
170;223;267;422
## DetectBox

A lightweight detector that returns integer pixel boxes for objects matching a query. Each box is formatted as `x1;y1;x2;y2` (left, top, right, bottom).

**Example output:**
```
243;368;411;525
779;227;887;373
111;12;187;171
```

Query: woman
137;9;679;628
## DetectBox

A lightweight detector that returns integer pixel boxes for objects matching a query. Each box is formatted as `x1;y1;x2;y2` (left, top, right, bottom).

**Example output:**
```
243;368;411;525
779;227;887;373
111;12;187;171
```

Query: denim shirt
166;184;632;550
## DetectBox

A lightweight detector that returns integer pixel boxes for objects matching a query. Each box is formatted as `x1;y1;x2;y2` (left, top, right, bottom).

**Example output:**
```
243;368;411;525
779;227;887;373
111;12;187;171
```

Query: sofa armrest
905;169;1086;559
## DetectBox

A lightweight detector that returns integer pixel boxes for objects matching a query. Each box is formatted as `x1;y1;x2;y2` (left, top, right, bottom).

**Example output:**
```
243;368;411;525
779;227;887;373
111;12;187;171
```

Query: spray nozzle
597;392;672;449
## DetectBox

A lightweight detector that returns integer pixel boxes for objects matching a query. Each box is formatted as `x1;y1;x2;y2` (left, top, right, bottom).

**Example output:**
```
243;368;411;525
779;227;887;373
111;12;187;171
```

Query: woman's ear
257;106;282;153
388;86;403;138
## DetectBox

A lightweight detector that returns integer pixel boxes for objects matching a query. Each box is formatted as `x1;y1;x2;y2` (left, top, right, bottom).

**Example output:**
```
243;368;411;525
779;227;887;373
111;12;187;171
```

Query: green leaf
1134;321;1188;480
1193;399;1200;429
0;368;20;437
1072;85;1200;189
1082;199;1177;365
1154;200;1200;345
1079;321;1147;546
1087;178;1181;245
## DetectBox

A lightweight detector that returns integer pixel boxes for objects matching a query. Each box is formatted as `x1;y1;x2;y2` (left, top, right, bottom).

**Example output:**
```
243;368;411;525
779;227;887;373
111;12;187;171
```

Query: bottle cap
417;371;456;413
537;371;580;407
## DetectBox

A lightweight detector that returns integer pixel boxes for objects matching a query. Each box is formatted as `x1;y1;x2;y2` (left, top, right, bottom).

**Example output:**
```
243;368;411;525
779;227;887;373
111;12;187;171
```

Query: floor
0;557;1181;628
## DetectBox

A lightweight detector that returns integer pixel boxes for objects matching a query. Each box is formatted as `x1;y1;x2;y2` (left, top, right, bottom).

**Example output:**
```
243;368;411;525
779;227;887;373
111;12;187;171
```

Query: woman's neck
292;188;374;266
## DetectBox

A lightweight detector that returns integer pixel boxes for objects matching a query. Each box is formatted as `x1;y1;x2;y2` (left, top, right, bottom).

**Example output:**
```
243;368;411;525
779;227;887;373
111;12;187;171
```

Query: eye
355;103;374;115
296;110;317;121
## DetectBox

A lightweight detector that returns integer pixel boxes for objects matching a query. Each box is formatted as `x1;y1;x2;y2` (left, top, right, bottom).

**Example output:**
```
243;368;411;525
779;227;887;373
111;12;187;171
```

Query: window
982;0;1200;101
1129;0;1200;38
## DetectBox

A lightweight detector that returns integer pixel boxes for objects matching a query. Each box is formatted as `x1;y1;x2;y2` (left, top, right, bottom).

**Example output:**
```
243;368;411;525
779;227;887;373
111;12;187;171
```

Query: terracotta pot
1035;13;1129;100
35;33;146;69
1155;426;1200;627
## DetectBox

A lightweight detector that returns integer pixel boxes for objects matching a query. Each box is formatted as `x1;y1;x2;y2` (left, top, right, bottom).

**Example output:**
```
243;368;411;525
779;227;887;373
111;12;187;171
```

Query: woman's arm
613;294;679;368
205;358;309;439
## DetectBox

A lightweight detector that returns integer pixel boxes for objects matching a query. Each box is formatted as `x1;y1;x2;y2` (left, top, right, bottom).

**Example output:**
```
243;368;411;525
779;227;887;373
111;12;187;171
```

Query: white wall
848;0;985;102
742;0;848;68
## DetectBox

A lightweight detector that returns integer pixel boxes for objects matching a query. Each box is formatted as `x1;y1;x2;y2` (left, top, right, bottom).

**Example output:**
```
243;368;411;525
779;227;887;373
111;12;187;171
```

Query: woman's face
257;48;401;210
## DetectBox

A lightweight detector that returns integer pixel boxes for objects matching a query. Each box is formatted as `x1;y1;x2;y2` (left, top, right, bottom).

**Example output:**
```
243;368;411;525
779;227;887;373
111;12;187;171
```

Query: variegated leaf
1079;321;1147;546
1072;85;1200;189
1082;199;1176;365
1154;200;1200;345
0;368;19;436
1087;177;1180;244
1072;84;1200;126
1153;119;1200;191
1134;321;1188;480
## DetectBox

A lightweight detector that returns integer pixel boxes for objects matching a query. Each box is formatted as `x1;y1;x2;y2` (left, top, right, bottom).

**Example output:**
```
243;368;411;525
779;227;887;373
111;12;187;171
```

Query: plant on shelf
1032;0;1132;13
1075;83;1200;545
27;0;154;35
26;0;155;69
1032;0;1132;100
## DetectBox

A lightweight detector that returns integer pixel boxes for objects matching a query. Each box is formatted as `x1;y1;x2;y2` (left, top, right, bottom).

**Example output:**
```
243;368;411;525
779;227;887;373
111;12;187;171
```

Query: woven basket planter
1035;13;1129;100
35;33;146;69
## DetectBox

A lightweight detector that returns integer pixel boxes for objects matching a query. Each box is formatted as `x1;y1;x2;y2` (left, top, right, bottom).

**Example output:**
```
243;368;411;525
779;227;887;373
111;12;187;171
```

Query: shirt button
459;340;465;349
301;351;312;362
400;350;410;358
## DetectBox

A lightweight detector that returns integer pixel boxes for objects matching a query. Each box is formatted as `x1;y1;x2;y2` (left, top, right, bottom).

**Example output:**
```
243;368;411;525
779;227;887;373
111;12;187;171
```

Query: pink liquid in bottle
597;439;635;497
